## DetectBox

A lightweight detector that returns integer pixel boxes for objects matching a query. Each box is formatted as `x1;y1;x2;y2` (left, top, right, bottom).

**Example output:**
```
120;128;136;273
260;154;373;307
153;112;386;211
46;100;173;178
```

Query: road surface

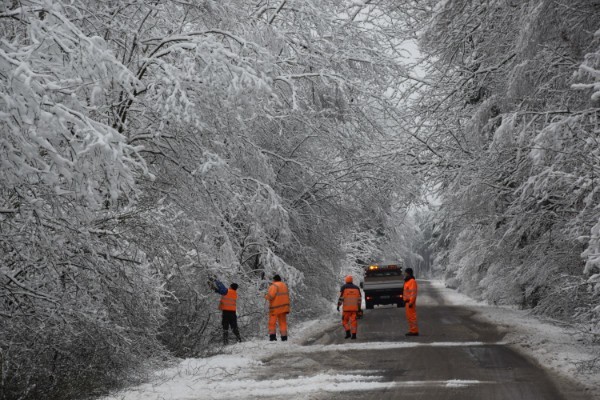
257;280;593;400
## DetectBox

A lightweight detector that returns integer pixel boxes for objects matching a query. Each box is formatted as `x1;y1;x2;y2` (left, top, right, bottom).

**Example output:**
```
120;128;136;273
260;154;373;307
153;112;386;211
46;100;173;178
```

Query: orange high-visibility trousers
405;305;418;334
342;311;358;334
268;313;288;336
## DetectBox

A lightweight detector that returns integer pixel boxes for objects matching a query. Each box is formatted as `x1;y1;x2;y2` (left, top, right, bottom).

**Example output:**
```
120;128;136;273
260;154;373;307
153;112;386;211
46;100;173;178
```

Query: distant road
258;280;593;400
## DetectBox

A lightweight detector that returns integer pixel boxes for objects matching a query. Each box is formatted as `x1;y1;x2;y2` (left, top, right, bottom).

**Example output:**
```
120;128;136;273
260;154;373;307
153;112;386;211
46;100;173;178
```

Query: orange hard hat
345;275;353;283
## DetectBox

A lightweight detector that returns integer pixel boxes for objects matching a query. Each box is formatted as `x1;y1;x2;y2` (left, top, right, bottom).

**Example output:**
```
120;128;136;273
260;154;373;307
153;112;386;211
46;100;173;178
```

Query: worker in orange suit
209;278;242;345
265;274;290;341
337;275;361;340
403;267;419;336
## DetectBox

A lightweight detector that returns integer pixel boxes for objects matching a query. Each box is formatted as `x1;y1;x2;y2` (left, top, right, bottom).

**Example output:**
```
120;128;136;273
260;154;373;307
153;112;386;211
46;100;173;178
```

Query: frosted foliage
263;249;304;290
447;229;487;298
529;117;580;166
0;5;144;209
584;220;600;275
479;261;522;305
342;230;379;276
468;96;500;145
1;8;164;397
506;60;537;103
574;31;600;101
387;212;429;275
489;113;516;150
577;37;600;286
144;35;276;131
512;2;544;58
417;0;600;357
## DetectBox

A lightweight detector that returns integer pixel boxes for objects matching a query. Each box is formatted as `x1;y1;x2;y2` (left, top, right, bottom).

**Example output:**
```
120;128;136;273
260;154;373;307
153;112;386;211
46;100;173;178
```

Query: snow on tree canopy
0;4;147;209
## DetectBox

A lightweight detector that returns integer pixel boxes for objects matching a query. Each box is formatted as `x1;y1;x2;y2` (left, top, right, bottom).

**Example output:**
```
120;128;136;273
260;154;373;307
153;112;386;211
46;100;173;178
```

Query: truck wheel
366;302;374;310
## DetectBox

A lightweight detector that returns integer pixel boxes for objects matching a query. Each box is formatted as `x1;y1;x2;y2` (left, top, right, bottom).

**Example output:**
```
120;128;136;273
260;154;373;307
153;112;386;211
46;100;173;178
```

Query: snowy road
254;280;594;400
103;281;598;400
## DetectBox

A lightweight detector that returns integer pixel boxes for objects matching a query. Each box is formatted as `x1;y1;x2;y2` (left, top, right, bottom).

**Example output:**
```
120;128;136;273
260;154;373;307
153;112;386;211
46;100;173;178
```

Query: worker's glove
336;304;340;312
407;303;412;308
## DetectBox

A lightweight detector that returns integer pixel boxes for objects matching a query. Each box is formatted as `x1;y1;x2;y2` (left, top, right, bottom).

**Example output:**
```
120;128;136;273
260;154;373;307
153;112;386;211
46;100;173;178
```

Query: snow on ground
101;360;489;400
101;318;493;400
101;281;599;400
101;337;492;400
429;280;600;395
100;318;385;400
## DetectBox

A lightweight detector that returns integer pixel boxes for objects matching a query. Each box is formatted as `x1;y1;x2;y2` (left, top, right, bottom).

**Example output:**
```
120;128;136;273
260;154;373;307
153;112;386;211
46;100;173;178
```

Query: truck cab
361;264;404;309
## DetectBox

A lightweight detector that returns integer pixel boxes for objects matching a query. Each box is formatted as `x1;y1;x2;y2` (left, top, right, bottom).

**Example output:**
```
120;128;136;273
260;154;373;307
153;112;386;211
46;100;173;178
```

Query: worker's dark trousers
222;310;241;344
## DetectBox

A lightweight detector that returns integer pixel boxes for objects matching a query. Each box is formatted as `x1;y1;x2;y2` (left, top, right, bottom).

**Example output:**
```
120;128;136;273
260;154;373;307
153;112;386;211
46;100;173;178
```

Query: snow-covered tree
412;0;600;349
0;2;165;398
1;0;424;397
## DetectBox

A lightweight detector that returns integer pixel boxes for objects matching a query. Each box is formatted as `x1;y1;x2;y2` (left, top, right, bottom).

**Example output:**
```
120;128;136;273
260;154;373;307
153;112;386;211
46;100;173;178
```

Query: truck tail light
366;296;373;300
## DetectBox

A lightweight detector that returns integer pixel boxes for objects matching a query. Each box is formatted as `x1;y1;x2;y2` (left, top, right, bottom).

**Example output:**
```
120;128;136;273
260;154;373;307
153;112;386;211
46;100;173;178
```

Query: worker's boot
281;335;288;341
345;330;351;339
351;333;357;340
223;332;229;345
233;328;242;343
269;334;277;341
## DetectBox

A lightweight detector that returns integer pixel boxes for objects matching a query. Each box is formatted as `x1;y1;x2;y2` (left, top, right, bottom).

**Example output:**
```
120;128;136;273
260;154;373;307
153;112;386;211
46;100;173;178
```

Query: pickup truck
361;264;404;309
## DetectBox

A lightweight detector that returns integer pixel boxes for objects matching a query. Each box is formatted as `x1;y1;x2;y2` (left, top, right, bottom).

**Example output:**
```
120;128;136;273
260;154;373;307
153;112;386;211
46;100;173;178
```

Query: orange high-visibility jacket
219;289;237;312
403;277;418;306
265;281;290;315
339;284;361;312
